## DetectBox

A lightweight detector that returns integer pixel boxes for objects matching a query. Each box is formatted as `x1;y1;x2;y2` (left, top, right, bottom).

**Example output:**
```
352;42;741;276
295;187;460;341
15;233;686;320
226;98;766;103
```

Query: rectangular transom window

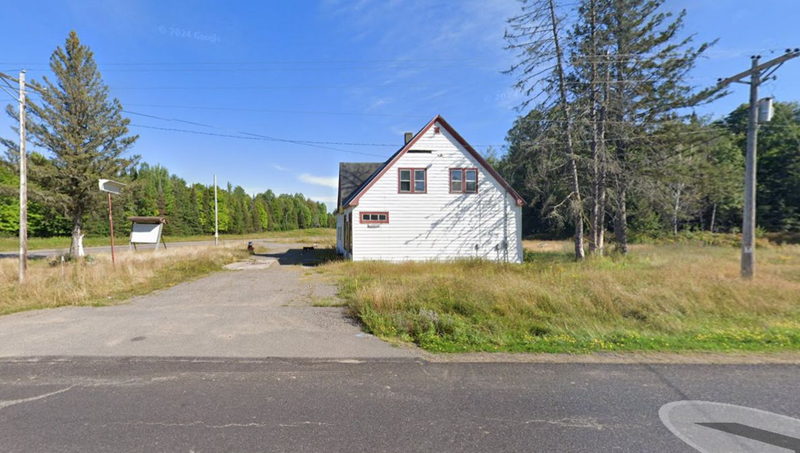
450;168;478;194
360;211;389;224
398;168;427;193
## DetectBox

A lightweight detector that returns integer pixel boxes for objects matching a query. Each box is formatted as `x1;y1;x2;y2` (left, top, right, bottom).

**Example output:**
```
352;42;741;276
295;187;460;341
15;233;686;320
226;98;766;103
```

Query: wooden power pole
213;174;219;246
18;70;27;283
717;49;800;279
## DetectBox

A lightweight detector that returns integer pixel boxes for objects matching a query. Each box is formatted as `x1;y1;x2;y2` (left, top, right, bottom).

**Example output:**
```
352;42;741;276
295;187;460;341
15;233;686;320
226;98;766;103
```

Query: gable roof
337;162;384;210
340;115;525;209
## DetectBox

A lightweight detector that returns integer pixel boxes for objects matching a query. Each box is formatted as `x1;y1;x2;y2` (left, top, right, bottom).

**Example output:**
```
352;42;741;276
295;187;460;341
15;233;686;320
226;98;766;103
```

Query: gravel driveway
0;246;417;359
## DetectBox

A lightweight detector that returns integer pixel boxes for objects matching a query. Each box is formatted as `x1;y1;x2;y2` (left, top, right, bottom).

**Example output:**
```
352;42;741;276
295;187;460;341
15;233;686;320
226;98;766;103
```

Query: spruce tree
601;0;716;253
24;31;138;256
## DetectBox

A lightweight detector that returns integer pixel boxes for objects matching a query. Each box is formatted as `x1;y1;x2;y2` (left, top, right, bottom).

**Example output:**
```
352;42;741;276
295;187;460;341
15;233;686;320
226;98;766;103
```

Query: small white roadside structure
335;115;525;263
128;216;168;250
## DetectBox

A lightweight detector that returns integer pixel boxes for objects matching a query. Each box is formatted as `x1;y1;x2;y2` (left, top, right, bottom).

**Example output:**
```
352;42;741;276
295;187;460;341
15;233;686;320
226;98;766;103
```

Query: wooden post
740;56;760;279
214;174;219;246
107;192;116;266
18;70;26;283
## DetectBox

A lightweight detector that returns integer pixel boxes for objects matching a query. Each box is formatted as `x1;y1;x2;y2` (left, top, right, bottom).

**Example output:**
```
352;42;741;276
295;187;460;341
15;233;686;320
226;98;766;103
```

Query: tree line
0;161;334;238
0;31;332;254
499;0;799;259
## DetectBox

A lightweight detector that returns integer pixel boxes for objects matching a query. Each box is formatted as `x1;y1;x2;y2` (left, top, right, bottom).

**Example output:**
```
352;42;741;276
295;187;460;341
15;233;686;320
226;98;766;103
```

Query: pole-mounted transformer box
758;97;774;123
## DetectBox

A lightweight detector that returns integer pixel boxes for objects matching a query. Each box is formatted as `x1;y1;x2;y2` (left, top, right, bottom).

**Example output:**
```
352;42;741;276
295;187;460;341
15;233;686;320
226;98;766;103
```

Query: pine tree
601;0;716;253
21;31;138;256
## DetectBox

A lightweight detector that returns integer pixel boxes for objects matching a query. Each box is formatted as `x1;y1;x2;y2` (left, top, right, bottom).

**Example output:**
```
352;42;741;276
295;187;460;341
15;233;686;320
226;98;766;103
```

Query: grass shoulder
319;241;800;354
0;246;247;316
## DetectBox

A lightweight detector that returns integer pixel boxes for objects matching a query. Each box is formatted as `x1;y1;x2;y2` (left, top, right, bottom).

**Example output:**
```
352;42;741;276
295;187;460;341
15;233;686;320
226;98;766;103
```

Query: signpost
98;179;125;265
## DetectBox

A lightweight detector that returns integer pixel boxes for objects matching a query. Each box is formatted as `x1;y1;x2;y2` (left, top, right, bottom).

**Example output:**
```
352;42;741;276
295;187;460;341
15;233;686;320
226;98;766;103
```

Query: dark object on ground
247;241;255;254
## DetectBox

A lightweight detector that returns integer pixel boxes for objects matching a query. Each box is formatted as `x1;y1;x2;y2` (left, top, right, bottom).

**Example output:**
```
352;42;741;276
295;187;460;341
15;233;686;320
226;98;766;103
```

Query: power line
124;110;401;149
129;124;388;158
123;103;429;119
2;47;787;71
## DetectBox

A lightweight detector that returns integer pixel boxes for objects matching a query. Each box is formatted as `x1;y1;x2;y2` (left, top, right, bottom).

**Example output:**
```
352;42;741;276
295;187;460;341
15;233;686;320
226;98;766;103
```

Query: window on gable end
450;169;462;193
399;168;426;193
450;168;478;194
465;169;478;193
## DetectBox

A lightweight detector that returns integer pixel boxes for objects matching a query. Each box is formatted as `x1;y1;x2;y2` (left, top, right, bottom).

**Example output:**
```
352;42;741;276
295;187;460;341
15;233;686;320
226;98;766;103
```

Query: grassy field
0;228;336;252
0;245;246;316
320;239;800;353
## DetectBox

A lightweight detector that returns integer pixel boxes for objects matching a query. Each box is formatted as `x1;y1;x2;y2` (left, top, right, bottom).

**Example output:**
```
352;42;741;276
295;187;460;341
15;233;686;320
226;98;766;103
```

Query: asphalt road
1;357;798;452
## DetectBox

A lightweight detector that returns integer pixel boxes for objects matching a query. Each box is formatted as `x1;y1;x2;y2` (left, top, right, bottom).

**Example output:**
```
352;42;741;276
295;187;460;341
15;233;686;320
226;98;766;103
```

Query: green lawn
319;239;800;354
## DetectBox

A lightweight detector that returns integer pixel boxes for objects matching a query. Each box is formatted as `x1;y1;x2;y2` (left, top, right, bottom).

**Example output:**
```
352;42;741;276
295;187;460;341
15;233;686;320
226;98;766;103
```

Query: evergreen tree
9;31;138;256
600;0;717;252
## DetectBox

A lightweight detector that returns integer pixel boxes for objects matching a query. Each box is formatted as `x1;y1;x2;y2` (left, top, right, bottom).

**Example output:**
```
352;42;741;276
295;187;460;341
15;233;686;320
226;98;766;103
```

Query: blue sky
1;0;798;209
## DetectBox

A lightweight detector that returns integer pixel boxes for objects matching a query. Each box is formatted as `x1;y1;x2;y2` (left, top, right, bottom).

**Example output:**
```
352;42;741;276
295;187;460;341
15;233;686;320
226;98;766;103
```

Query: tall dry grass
0;246;245;315
322;243;800;352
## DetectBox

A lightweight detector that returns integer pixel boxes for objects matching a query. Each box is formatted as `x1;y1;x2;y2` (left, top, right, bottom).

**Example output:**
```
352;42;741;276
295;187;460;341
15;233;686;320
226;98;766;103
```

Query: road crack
98;420;333;429
0;386;73;410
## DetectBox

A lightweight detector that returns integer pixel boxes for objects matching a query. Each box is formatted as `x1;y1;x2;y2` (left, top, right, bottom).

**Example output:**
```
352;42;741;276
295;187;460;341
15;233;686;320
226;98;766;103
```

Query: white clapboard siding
347;120;522;263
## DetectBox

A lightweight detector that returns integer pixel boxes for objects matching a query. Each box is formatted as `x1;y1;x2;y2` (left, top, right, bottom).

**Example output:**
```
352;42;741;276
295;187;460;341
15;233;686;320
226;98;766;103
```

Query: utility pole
18;70;27;284
717;49;800;279
213;174;219;245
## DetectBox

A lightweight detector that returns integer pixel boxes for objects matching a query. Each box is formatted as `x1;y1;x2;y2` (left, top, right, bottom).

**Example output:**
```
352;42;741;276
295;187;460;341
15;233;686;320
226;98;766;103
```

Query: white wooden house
335;115;525;263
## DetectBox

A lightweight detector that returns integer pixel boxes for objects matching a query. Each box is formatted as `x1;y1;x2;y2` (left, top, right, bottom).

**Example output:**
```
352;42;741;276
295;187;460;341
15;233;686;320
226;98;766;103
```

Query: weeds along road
0;357;798;452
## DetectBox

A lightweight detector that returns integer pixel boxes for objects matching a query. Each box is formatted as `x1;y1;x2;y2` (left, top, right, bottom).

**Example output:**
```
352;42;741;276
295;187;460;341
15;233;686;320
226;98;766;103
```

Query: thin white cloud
299;173;338;189
272;164;290;172
366;97;391;111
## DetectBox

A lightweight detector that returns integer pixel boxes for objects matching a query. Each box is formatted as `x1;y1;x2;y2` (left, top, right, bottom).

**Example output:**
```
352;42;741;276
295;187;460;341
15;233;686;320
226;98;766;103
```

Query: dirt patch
223;258;276;270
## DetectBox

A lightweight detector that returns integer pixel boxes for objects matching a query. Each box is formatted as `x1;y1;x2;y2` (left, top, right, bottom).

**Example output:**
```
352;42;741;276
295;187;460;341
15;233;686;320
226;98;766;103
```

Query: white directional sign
660;400;800;452
98;179;125;195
